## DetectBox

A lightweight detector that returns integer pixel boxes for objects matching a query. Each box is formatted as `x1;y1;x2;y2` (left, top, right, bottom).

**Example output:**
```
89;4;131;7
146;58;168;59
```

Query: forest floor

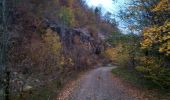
56;66;154;100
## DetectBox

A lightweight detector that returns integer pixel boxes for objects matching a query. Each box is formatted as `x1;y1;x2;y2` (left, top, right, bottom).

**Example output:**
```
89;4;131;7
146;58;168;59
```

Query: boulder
23;85;33;92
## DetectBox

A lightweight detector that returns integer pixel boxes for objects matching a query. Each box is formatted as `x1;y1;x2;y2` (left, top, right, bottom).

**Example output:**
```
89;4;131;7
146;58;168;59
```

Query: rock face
46;20;105;69
8;19;107;95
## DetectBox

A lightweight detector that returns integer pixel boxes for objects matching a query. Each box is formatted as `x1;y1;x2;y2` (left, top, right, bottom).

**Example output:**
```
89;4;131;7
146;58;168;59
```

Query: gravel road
68;67;134;100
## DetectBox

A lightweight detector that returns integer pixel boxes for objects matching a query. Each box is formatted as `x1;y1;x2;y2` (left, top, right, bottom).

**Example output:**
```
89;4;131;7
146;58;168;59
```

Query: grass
112;67;170;99
112;67;157;88
112;68;139;84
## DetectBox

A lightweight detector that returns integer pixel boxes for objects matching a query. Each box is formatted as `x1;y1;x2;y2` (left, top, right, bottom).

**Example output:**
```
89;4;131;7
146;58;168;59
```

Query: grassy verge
112;67;157;88
112;67;170;99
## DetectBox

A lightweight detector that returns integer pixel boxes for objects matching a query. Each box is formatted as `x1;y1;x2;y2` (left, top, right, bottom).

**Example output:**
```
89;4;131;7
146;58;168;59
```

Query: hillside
0;0;119;99
0;0;170;100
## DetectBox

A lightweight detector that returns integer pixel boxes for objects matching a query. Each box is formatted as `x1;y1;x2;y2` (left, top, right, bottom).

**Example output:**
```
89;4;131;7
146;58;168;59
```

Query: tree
118;0;170;88
140;0;170;56
94;7;102;22
0;0;10;99
119;0;160;31
104;12;112;23
58;6;76;27
141;21;170;56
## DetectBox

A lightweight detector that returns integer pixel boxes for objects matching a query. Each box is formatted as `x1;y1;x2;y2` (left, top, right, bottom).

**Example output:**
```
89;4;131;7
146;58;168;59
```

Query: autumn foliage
115;0;170;88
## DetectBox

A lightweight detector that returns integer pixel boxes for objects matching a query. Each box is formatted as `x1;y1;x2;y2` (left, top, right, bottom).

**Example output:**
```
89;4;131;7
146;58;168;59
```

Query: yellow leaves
105;48;117;62
41;28;74;70
141;38;152;49
159;47;164;53
29;28;62;71
152;0;170;12
42;28;61;55
157;21;170;55
136;56;170;87
59;56;74;66
142;0;170;55
105;43;130;67
60;56;65;66
162;35;170;41
141;21;170;56
141;26;160;49
68;58;74;66
139;56;155;65
160;21;170;32
159;40;170;55
136;56;162;74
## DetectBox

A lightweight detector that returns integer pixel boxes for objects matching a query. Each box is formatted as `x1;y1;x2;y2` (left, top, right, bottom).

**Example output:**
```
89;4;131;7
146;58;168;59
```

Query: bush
29;28;62;74
136;56;170;88
105;44;131;67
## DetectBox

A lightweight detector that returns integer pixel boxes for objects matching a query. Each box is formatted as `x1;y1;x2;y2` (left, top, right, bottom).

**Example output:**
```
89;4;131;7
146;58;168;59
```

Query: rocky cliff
46;19;105;69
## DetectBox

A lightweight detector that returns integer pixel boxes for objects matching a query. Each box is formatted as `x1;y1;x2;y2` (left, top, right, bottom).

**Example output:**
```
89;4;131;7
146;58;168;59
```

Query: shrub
136;56;170;88
42;28;61;55
105;44;131;67
29;28;62;73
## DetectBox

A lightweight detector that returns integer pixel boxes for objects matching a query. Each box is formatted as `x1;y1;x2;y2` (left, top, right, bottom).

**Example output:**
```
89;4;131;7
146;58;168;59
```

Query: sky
85;0;129;14
85;0;113;13
84;0;130;33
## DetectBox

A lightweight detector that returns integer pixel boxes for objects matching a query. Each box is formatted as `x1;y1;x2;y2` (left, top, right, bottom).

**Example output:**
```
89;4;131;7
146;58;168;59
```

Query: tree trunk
0;0;9;99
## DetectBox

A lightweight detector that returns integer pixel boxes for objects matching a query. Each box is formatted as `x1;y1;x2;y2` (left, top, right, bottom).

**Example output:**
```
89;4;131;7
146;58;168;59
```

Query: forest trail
57;66;134;100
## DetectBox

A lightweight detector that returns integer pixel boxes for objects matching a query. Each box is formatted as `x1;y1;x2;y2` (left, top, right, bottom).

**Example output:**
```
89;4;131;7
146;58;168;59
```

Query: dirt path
57;66;135;100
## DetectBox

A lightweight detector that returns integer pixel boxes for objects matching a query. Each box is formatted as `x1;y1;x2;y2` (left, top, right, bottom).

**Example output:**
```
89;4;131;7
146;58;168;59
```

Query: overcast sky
84;0;130;33
85;0;129;14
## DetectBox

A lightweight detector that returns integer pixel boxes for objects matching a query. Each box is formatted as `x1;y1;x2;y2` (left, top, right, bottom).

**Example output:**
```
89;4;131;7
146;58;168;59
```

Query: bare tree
0;0;9;99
